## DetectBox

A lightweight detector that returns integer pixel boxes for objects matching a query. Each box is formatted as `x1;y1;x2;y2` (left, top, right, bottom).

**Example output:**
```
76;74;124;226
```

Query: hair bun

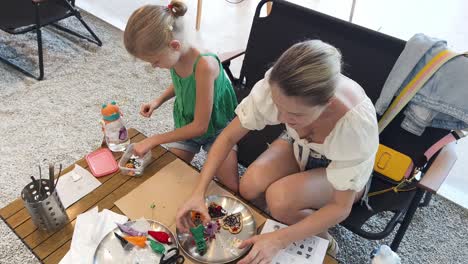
169;0;187;18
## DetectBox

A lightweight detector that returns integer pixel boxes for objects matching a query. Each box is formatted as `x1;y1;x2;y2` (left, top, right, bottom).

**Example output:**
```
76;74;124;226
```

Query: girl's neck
175;46;198;68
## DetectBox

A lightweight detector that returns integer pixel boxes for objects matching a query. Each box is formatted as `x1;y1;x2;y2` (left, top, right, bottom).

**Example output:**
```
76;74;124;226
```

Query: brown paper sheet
114;158;266;231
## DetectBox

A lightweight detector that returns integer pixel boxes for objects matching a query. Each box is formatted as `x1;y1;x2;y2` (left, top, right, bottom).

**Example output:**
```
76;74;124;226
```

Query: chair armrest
218;49;245;64
218;49;245;84
418;142;458;193
32;0;75;5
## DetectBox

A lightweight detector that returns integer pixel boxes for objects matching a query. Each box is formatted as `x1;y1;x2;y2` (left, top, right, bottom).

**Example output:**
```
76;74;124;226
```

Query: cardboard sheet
114;159;266;232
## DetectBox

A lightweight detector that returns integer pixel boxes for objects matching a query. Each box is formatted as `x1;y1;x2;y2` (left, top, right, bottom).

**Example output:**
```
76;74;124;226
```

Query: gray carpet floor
1;14;467;264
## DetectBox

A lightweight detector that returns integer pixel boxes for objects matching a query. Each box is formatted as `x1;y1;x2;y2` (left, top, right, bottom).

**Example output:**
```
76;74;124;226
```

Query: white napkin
59;207;128;264
56;165;102;208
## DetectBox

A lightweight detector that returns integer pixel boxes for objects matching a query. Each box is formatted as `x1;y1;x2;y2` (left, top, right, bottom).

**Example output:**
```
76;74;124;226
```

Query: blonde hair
269;40;342;106
124;0;187;57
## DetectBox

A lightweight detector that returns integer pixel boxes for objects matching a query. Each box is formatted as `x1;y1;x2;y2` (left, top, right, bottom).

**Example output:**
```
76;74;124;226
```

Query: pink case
85;148;119;177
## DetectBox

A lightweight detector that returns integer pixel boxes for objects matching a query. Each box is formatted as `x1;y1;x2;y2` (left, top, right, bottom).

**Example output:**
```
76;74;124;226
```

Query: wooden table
0;128;337;264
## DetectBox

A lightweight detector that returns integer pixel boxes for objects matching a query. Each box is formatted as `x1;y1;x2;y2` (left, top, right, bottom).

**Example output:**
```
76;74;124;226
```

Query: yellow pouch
374;144;413;182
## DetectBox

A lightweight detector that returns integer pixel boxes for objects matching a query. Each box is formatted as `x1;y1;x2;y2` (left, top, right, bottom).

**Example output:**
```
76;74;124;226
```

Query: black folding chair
221;0;459;252
0;0;102;80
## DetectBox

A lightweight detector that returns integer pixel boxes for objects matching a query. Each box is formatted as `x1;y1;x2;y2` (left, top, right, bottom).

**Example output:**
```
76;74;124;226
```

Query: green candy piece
150;239;166;254
190;224;207;255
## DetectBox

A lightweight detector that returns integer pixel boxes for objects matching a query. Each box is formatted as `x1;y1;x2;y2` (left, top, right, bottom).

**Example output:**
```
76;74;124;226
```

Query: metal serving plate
176;195;257;264
94;219;178;264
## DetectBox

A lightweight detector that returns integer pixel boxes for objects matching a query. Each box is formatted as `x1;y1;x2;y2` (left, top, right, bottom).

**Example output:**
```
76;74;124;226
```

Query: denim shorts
279;131;373;209
279;131;331;170
166;130;237;154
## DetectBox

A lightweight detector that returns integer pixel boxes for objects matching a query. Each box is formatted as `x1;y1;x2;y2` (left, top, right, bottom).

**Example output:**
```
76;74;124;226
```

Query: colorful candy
149;239;166;254
116;223;147;237
190;224;207;255
208;202;227;219
124;236;147;248
221;212;243;234
148;231;172;244
191;211;203;226
204;220;220;241
125;155;142;170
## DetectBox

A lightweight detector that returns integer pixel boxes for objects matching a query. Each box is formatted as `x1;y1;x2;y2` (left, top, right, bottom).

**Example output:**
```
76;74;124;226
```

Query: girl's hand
176;194;210;233
140;99;161;118
238;233;286;264
133;140;152;157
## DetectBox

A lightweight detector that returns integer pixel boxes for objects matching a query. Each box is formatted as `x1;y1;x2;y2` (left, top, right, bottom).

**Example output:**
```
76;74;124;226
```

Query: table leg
196;0;202;31
349;0;357;22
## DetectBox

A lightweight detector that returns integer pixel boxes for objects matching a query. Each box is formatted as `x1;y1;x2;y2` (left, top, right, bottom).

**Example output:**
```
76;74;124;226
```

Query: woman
176;40;379;263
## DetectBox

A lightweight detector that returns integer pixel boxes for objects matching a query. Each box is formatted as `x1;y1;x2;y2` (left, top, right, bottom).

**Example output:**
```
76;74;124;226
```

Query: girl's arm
194;117;249;195
154;84;175;106
141;84;175;117
175;117;249;230
136;57;220;153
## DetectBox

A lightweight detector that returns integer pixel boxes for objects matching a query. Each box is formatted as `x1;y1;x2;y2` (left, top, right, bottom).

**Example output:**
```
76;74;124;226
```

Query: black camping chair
0;0;102;80
220;0;459;252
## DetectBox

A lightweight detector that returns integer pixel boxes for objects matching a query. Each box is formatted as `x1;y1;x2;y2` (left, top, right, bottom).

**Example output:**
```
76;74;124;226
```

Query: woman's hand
176;193;210;233
132;139;152;157
238;232;286;264
140;99;161;118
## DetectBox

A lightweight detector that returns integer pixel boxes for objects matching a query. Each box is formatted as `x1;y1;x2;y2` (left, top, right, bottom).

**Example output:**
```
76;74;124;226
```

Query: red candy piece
148;231;172;244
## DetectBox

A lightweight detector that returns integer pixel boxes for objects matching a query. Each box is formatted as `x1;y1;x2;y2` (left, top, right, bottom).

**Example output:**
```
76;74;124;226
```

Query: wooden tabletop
0;128;337;264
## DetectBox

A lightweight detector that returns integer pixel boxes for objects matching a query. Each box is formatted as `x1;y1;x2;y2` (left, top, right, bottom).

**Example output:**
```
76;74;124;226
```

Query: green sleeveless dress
170;53;238;140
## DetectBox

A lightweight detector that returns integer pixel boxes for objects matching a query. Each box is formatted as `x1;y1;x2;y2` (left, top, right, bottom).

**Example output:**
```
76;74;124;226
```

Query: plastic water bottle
371;245;401;264
101;101;130;152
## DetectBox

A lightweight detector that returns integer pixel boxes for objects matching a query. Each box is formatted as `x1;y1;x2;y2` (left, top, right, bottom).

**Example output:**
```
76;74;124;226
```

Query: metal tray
176;195;257;264
94;219;178;264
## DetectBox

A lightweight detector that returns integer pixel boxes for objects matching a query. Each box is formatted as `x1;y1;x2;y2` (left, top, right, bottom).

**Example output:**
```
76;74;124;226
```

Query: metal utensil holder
21;179;69;232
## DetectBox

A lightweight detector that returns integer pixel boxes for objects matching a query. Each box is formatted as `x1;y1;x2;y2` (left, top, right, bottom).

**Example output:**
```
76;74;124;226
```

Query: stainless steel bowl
177;195;257;263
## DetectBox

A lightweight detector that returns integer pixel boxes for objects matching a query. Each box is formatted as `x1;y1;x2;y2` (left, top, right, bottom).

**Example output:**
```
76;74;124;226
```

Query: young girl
176;40;379;262
123;1;239;191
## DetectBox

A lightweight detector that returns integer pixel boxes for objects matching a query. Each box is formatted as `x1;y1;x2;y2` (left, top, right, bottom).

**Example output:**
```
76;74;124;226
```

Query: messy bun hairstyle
167;0;187;17
124;0;188;57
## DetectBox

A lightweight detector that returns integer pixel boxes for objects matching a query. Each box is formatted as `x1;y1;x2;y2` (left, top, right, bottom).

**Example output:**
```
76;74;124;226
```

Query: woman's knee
239;139;299;201
239;165;266;201
265;183;294;223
